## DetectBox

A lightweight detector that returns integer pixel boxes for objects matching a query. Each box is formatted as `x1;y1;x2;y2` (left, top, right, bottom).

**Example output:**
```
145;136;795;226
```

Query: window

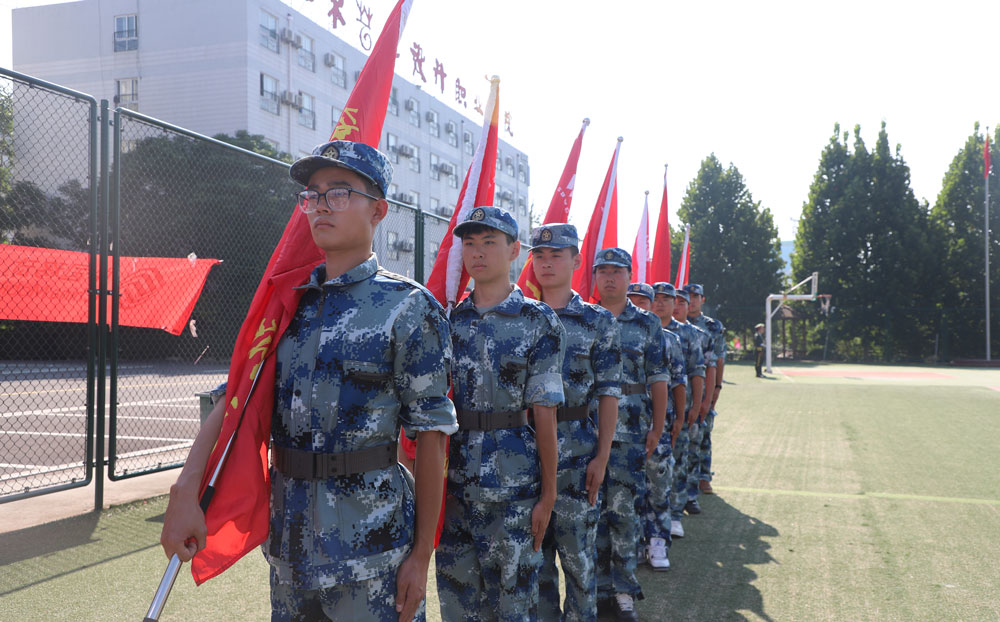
463;130;474;156
298;35;315;71
448;165;459;189
409;146;420;173
389;87;398;115
298;93;315;129
259;11;278;52
518;195;527;216
328;52;346;87
409;191;420;209
495;184;504;207
386;133;398;164
430;241;440;262
506;157;515;177
388;183;399;201
446;123;458;147
407;98;420;127
496;149;502;172
430;197;440;215
260;74;279;114
114;15;138;52
331;106;341;131
115;78;138;110
387;231;399;260
429;153;440;180
427;110;439;137
518;162;528;184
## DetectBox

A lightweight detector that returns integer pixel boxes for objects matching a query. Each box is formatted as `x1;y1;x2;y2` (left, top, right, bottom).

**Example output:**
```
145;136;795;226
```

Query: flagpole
986;127;992;361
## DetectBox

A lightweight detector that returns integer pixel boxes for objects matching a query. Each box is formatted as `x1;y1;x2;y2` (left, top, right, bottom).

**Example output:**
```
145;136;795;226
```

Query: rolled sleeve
394;294;458;439
526;309;566;408
592;313;623;399
209;381;227;405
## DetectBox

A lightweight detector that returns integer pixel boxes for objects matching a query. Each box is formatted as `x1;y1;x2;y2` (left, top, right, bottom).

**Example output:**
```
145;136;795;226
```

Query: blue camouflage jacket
607;300;669;445
667;318;706;413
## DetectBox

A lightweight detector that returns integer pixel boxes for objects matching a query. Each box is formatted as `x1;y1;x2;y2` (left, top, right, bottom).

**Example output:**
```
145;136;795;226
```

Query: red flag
631;191;651;284
675;224;691;289
986;134;992;180
650;164;672;283
191;0;413;585
0;245;218;335
425;77;501;308
516;119;590;299
572;137;622;302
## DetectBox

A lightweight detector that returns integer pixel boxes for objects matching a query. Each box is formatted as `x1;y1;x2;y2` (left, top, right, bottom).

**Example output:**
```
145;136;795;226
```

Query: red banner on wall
0;244;220;335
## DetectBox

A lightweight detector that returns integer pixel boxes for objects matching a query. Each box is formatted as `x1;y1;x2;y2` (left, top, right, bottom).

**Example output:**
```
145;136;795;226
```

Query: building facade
12;0;532;280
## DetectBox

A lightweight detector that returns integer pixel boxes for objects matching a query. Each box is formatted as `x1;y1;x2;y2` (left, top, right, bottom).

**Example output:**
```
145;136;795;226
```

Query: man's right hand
160;484;206;562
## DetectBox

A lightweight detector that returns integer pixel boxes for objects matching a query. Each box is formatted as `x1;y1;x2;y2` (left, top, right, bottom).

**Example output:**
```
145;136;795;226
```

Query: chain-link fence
0;68;98;500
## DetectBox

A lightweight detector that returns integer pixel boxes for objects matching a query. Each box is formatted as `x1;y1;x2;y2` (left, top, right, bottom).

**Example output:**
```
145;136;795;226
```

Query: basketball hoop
818;294;832;316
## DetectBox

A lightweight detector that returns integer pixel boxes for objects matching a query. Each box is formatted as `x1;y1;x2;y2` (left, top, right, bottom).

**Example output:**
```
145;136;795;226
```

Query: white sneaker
614;593;638;621
647;537;670;571
670;519;684;538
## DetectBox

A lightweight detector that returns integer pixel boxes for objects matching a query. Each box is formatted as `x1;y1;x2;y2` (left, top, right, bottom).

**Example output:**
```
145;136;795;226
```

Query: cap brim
453;220;515;238
289;155;380;191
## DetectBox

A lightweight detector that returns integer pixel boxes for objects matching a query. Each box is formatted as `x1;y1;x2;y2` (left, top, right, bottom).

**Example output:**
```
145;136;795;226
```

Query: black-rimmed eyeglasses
294;187;380;213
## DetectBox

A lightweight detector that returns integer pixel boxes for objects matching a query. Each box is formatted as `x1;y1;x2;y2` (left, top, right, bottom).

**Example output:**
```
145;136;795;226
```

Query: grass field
1;361;998;621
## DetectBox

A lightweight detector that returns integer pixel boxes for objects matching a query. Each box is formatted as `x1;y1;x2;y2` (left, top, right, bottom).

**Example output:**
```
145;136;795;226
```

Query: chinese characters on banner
314;0;514;133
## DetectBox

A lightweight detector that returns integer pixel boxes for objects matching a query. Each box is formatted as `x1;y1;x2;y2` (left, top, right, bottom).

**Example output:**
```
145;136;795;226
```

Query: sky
4;0;999;248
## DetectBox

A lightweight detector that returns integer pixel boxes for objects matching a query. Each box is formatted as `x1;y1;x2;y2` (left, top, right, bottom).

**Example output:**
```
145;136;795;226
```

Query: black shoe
684;499;702;515
613;594;638;621
597;596;614;615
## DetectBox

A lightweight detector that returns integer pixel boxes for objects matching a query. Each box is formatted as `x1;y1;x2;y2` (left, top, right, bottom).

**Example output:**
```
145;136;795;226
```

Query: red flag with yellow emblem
191;0;414;584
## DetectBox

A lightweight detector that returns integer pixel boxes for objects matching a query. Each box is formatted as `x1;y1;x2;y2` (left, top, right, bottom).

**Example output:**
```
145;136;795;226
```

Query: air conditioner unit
445;121;456;134
437;162;456;176
280;90;298;106
391;192;407;202
280;28;295;43
436;205;452;217
397;144;415;158
394;239;415;252
404;100;416;112
354;70;361;82
425;111;436;122
501;190;514;201
293;35;303;48
323;52;337;67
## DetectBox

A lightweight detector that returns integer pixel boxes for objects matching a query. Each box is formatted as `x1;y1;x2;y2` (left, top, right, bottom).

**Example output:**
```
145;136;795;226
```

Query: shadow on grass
0;499;163;597
632;494;778;621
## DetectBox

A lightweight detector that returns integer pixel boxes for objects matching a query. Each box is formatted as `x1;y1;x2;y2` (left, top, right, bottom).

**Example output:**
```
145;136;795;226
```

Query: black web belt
272;443;396;480
556;405;590;422
456;409;529;431
621;383;647;396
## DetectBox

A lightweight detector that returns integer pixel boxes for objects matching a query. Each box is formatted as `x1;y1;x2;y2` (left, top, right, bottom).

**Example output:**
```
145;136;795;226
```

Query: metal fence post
108;108;121;474
414;209;425;284
94;99;110;512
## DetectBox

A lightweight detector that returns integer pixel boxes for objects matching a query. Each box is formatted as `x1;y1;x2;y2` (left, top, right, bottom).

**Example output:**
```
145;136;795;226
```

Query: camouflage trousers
538;453;600;622
436;494;541;622
688;410;716;501
643;431;675;543
669;422;703;522
595;441;646;599
269;565;422;622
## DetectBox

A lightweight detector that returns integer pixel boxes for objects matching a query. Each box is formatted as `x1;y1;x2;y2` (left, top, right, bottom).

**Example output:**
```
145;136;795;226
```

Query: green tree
794;123;938;361
930;124;1000;359
677;154;784;334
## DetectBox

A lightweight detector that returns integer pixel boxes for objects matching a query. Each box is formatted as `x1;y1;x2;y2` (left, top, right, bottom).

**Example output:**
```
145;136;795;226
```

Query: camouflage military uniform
267;255;458;621
436;285;566;622
537;292;622;622
595;300;668;601
688;312;725;498
665;318;707;534
643;326;686;544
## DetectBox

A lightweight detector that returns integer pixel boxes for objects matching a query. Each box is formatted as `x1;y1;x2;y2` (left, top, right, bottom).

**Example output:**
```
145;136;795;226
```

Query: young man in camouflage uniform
668;289;712;537
592;248;668;622
643;282;687;571
626;282;654;313
160;140;457;622
685;284;726;500
530;224;622;622
436;206;565;622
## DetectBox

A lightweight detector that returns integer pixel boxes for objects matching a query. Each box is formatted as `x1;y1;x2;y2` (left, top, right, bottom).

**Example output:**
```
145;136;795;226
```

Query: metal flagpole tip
664;163;669;170
645;190;649;195
583;118;591;126
489;74;500;84
617;136;624;142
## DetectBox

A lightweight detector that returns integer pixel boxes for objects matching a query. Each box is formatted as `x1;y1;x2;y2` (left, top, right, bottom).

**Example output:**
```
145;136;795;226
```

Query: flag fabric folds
191;0;413;585
650;164;672;283
675;224;691;289
572;137;623;302
516;118;589;299
631;191;650;284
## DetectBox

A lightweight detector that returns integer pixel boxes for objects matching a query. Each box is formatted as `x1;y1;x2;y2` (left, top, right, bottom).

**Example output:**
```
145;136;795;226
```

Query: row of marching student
155;2;724;619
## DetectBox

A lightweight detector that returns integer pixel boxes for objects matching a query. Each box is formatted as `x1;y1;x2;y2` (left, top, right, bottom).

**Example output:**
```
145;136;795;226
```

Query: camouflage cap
289;140;393;195
675;288;690;302
652;282;676;297
627;282;655;301
530;223;579;250
453;205;519;239
684;283;705;297
593;247;631;270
